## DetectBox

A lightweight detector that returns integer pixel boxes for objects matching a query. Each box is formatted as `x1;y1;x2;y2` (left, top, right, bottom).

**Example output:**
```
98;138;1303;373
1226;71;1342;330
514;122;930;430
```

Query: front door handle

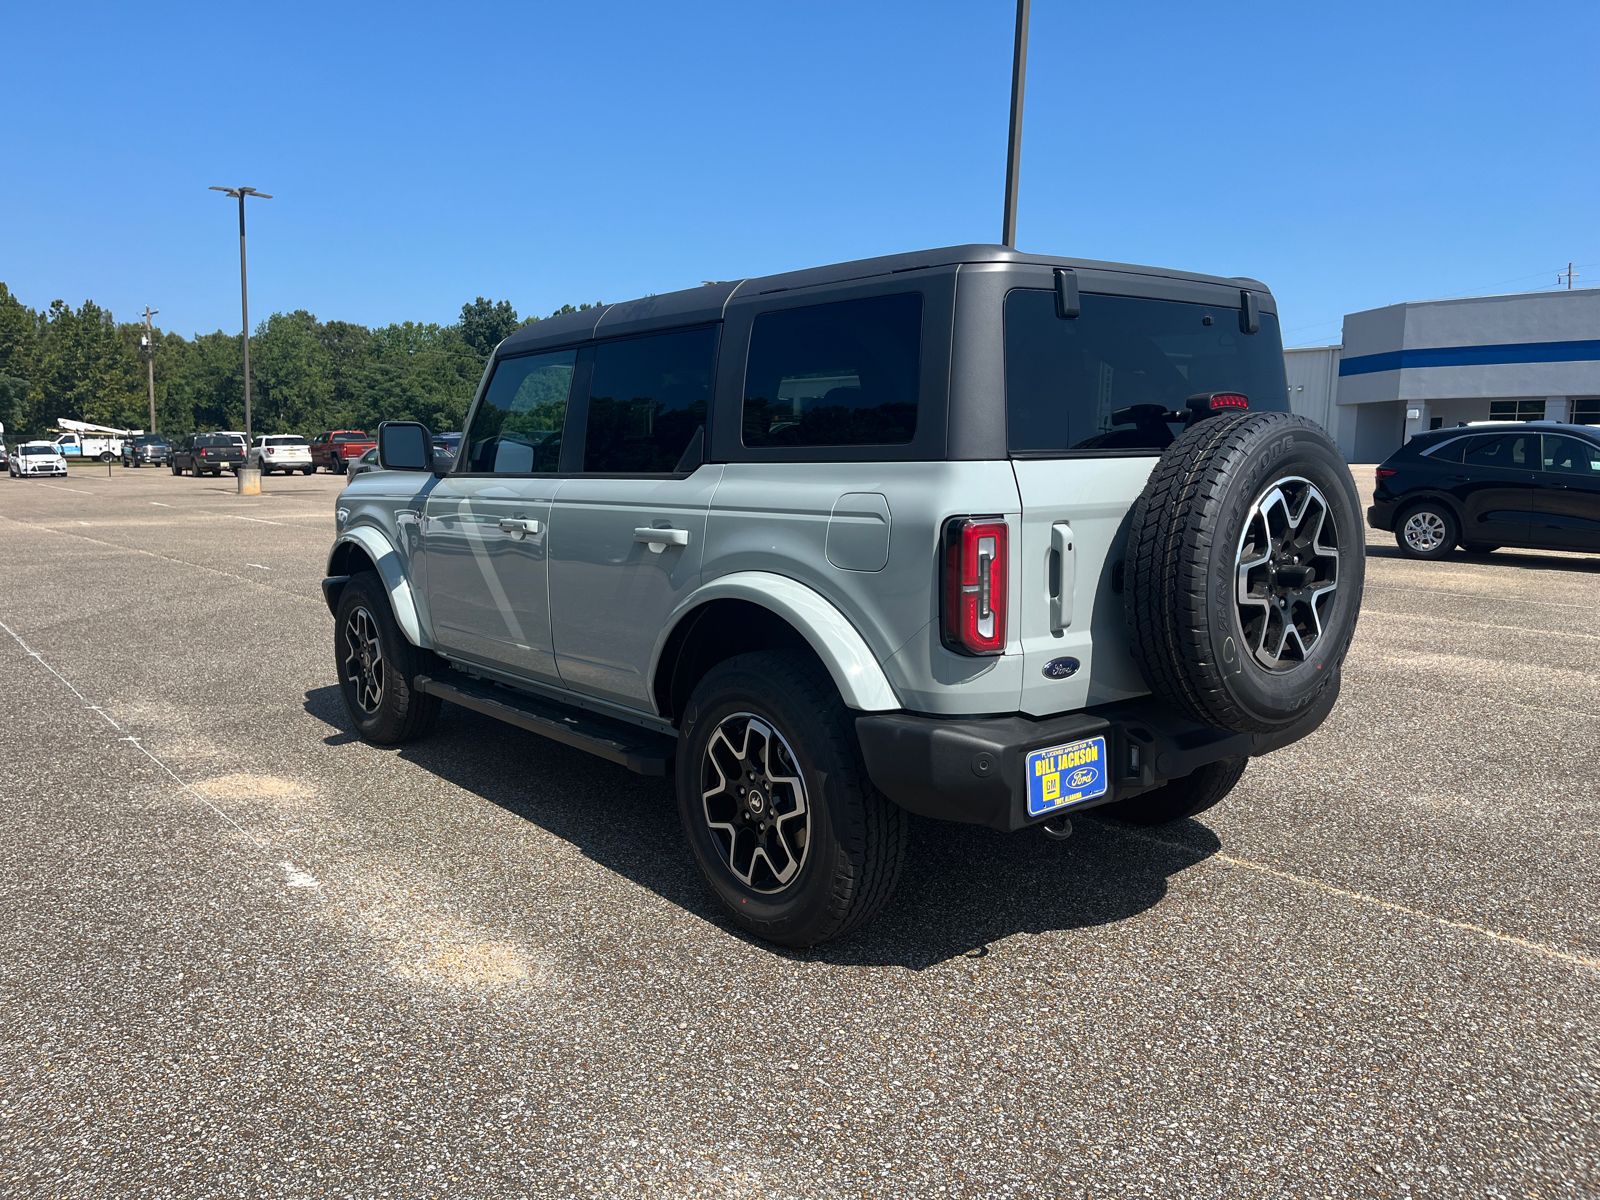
497;517;542;538
634;527;690;553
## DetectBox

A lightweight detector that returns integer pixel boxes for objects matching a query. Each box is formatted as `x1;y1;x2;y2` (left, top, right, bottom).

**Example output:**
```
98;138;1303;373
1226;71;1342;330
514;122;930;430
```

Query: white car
250;434;314;475
11;442;69;478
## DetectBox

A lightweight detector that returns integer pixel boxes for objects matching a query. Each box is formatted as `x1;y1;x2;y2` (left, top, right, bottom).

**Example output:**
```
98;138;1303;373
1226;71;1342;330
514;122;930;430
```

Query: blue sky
3;1;1596;347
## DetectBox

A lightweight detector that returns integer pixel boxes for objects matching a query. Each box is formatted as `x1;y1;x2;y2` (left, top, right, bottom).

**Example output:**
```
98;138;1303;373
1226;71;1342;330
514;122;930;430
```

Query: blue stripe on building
1339;338;1600;377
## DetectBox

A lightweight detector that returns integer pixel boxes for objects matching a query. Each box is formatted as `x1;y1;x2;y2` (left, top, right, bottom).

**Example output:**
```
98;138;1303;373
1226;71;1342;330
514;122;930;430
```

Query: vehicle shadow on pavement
305;687;1222;969
1364;543;1599;571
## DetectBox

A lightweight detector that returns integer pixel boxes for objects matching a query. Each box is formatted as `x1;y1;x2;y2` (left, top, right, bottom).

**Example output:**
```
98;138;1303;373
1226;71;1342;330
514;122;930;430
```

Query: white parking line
0;515;319;603
0;614;318;888
1124;827;1600;972
218;513;285;526
247;563;271;570
38;484;96;495
151;501;172;507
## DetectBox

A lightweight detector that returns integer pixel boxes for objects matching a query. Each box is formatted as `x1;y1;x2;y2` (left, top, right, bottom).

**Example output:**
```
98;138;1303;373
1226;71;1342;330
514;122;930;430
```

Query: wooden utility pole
141;306;159;432
1001;0;1031;248
1558;262;1580;289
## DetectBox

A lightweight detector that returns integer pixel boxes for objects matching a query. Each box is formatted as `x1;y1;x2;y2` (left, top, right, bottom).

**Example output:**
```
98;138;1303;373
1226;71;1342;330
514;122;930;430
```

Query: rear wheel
1097;757;1248;826
302;466;314;475
334;572;441;744
1395;502;1457;560
1461;542;1498;556
676;651;908;946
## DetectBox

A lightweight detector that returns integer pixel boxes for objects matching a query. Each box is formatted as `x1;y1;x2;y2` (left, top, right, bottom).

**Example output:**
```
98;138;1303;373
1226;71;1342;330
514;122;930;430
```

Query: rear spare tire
1124;412;1364;735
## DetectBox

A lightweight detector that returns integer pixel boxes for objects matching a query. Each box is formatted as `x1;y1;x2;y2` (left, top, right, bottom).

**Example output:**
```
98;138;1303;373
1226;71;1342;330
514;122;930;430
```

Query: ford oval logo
1042;657;1080;680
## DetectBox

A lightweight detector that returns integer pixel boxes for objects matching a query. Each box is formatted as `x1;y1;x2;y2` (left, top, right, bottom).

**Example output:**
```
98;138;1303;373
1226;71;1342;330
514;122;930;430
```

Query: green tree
458;297;519;360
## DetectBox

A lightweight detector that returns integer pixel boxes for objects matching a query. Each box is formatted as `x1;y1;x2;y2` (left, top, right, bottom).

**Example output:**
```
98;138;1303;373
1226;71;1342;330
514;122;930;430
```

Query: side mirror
378;421;433;471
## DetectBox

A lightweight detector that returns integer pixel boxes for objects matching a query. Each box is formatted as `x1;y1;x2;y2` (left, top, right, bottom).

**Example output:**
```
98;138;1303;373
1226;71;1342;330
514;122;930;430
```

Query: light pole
1001;0;1031;248
140;306;159;432
209;190;272;444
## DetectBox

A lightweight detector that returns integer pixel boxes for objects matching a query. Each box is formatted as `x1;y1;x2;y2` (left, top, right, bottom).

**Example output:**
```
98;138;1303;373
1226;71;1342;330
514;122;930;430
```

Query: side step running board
414;673;676;776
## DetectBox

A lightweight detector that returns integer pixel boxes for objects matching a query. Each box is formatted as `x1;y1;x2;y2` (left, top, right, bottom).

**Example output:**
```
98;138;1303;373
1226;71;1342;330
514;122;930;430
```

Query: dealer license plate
1025;735;1109;817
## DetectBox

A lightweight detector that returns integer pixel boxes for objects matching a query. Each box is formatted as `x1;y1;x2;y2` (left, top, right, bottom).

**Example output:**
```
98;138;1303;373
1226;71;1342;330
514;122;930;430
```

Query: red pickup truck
309;430;377;474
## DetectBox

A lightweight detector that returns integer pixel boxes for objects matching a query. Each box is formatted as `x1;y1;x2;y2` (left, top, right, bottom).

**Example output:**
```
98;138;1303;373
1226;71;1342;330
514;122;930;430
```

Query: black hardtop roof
496;244;1273;358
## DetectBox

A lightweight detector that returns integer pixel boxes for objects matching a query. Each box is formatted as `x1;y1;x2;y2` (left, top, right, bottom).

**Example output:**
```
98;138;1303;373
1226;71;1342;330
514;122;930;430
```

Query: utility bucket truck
52;418;140;461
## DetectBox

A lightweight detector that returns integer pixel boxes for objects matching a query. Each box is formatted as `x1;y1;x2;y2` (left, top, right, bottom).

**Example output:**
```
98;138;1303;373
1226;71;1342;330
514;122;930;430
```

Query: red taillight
942;517;1008;656
1375;467;1398;479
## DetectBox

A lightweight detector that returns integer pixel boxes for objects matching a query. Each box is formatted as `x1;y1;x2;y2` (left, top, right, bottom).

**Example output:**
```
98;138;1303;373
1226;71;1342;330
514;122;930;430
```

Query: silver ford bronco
323;245;1364;946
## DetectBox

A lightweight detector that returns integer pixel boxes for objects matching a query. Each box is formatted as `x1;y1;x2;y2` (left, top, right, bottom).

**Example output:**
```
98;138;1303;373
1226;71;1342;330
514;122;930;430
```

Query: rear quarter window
742;293;922;448
1005;290;1289;454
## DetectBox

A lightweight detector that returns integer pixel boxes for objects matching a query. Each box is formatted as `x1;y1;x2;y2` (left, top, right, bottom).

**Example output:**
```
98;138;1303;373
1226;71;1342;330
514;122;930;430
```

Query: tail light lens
942;517;1008;656
1375;467;1398;479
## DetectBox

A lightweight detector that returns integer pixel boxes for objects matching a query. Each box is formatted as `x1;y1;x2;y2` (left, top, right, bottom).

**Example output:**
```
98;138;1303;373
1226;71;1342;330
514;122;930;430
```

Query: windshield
20;445;56;456
1005;290;1289;454
134;436;168;446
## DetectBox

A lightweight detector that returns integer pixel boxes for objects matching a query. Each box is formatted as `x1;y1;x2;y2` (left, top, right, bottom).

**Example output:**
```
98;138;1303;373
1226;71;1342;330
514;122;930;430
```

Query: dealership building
1284;287;1600;462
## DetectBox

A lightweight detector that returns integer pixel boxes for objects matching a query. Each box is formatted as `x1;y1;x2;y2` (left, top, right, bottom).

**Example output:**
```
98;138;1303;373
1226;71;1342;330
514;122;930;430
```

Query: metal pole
142;306;159;432
238;193;251;441
1001;0;1031;248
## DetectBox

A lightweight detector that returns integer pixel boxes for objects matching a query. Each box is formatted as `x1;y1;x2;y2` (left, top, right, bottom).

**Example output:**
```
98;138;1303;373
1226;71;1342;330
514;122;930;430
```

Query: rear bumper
1367;501;1396;532
855;676;1340;832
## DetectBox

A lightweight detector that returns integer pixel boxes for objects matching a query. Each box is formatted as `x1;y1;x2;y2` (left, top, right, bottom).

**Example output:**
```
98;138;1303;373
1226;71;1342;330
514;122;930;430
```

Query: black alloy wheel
699;713;811;893
333;572;440;744
343;605;385;718
1234;477;1340;669
676;650;908;946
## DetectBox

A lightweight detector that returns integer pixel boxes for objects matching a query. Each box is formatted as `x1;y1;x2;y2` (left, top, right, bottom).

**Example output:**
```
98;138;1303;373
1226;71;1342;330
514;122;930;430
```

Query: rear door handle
497;518;542;538
1048;521;1075;632
634;527;690;553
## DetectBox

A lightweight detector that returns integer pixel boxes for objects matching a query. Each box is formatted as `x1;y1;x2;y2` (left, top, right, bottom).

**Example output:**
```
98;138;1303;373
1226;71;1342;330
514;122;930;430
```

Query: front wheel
334;572;441;744
1096;757;1248;826
1395;502;1457;560
676;651;908;947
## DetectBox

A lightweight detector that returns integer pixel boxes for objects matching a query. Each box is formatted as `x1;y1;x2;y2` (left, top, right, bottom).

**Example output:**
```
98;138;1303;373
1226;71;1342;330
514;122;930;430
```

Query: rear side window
1463;433;1533;468
1422;437;1466;463
1005;290;1289;454
742;294;922;448
583;327;717;473
466;349;576;473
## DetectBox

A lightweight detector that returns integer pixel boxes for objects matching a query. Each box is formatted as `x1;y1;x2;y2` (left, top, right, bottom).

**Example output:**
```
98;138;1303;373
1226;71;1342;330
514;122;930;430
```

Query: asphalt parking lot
0;462;1595;1199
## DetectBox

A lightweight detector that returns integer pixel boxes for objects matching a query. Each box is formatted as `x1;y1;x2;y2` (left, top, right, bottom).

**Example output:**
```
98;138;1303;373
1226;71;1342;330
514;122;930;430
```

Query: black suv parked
172;433;245;477
1368;422;1600;558
122;433;172;468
